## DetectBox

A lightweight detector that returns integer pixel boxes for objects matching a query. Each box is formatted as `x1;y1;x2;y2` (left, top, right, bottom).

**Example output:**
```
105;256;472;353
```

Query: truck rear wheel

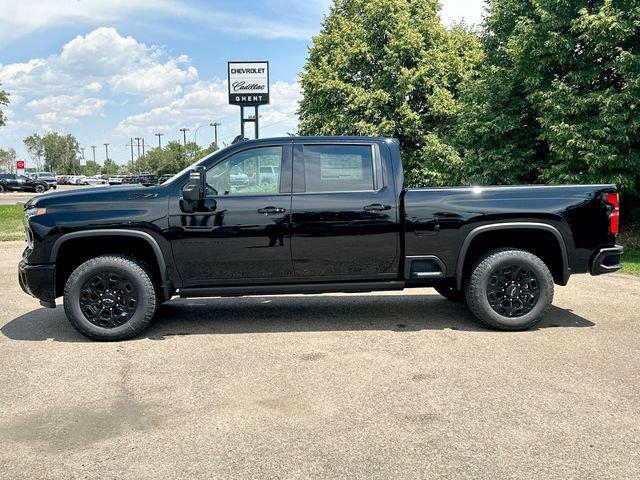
63;255;157;341
465;249;553;331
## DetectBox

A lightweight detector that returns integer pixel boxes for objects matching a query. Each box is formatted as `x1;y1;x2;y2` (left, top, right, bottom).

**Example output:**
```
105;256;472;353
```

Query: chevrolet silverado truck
19;137;623;340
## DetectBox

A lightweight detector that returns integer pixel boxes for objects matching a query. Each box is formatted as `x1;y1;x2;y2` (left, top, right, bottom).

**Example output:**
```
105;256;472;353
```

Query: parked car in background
80;176;106;186
137;173;158;186
229;165;250;187
108;176;124;185
157;174;175;185
30;172;57;189
258;165;279;185
0;173;50;193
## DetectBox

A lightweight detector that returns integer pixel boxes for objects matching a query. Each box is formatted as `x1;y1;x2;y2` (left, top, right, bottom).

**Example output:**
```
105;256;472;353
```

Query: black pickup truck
19;137;623;340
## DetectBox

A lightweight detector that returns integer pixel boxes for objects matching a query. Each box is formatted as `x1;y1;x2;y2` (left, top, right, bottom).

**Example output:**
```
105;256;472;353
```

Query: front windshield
163;144;233;185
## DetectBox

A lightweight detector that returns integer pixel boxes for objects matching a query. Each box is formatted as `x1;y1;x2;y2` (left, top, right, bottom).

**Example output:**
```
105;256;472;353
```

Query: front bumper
18;260;56;307
590;245;624;275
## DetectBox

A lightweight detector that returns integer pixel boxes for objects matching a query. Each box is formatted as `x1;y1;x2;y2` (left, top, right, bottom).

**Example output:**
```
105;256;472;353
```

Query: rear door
290;141;400;279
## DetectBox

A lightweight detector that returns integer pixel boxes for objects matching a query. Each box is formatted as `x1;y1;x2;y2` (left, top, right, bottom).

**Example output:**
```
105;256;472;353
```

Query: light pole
179;128;189;148
155;133;164;149
80;147;85;160
104;143;109;163
134;137;142;158
210;122;221;146
91;145;96;164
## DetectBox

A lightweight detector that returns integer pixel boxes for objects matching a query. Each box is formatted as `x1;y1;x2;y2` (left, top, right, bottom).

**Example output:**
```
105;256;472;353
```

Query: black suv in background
0;174;50;193
29;172;57;189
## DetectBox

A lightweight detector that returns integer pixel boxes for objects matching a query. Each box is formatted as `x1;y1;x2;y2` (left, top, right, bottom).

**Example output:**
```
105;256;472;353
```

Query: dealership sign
228;61;269;106
16;160;25;170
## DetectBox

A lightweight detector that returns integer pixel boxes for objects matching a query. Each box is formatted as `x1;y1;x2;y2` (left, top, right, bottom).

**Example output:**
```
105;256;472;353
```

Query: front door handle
363;203;391;212
257;206;286;214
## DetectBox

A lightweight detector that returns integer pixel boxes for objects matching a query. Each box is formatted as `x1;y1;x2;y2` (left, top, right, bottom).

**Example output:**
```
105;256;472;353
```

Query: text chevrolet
19;137;623;340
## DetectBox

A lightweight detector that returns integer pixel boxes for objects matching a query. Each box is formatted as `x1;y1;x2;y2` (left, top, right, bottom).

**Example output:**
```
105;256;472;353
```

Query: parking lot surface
0;241;639;479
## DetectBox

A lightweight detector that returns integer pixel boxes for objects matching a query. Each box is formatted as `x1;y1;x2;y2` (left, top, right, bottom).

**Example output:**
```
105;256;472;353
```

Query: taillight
604;192;619;235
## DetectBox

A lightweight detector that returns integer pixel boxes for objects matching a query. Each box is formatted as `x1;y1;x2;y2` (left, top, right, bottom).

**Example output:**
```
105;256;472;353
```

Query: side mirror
182;166;206;202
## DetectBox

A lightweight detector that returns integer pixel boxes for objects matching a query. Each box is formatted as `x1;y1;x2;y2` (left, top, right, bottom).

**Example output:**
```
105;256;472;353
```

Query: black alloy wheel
79;272;138;328
64;255;157;340
486;264;539;317
465;249;553;331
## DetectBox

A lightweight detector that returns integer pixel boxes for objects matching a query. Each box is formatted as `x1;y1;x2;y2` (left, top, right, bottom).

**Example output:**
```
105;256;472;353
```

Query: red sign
16;160;25;170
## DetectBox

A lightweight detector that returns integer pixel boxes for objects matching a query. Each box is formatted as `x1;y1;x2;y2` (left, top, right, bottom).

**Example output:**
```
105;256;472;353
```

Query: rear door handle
363;203;391;212
257;206;286;214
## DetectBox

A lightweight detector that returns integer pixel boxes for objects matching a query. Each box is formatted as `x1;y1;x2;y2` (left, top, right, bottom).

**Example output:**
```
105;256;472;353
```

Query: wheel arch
51;229;171;300
455;222;569;290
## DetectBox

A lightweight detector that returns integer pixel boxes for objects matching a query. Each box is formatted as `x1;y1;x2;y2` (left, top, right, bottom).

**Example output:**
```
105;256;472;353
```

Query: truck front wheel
465;249;553;331
63;255;157;341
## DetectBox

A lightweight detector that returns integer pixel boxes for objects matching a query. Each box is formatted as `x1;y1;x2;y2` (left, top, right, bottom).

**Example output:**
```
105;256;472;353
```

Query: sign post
16;160;25;175
228;61;269;139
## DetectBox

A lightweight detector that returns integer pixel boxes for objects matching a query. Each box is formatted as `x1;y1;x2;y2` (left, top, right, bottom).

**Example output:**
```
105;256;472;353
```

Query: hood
26;184;158;208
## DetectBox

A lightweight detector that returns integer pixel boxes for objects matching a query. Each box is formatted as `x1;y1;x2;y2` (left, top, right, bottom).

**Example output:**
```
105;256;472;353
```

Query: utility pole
126;139;135;172
179;128;189;148
104;143;109;163
135;137;142;159
210;122;221;146
155;133;164;149
80;147;85;160
142;138;146;156
91;145;96;164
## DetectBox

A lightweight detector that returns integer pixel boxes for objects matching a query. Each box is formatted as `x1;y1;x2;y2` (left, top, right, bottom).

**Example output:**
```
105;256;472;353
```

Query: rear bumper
18;260;56;307
590;245;623;275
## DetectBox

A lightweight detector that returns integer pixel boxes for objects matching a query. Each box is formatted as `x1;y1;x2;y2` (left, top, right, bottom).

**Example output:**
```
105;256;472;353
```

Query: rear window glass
303;145;374;192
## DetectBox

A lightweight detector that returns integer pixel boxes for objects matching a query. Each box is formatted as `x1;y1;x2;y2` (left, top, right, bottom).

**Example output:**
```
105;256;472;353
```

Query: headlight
25;206;46;219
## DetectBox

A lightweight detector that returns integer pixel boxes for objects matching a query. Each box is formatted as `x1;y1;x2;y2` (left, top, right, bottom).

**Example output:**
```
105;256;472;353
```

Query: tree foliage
135;141;219;175
457;0;640;195
40;132;81;173
23;134;45;171
0;84;8;128
298;0;482;186
0;148;17;172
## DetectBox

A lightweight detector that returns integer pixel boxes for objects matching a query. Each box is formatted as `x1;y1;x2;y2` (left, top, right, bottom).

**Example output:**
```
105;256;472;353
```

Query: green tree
298;0;482;186
102;158;119;176
41;132;81;174
23;134;45;171
0;148;17;172
136;141;218;176
457;0;640;197
0;84;8;128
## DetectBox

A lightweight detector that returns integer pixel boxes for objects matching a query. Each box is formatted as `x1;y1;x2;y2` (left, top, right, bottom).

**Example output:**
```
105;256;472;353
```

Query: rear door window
301;145;374;193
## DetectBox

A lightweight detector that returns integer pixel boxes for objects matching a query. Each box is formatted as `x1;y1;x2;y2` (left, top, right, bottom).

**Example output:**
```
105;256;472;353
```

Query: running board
179;281;405;298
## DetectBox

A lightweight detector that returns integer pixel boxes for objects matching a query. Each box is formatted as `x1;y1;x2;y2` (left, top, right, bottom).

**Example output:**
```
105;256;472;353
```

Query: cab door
169;143;294;285
290;141;400;279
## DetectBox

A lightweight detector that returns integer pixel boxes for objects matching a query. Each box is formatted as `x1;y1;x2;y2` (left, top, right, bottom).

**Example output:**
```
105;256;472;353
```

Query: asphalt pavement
0;241;639;479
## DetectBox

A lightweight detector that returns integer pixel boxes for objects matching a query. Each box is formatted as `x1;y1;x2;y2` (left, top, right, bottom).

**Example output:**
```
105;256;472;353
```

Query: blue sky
0;0;486;166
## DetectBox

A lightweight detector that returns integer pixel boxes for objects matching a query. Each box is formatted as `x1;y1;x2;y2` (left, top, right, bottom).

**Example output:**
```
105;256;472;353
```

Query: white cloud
110;60;198;96
26;94;106;125
0;0;320;44
0;0;168;44
116;79;301;139
0;27;198;97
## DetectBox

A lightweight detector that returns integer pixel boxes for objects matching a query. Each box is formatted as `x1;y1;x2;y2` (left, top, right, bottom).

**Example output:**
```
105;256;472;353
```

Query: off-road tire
465;249;553;331
434;284;465;302
63;255;157;341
